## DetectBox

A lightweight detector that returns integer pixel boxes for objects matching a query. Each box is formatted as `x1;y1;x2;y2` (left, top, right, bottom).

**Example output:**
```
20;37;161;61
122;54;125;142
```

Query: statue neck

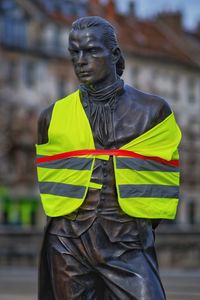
80;77;124;104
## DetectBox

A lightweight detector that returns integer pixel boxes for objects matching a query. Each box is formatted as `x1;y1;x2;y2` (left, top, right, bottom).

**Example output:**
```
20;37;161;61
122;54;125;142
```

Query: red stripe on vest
36;149;179;167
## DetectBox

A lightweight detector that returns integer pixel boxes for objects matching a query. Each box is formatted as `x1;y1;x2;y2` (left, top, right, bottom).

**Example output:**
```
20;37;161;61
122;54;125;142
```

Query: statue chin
77;74;93;85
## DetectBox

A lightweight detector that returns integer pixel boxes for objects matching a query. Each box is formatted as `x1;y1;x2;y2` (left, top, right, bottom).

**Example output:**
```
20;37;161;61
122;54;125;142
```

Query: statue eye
69;49;79;56
89;48;98;54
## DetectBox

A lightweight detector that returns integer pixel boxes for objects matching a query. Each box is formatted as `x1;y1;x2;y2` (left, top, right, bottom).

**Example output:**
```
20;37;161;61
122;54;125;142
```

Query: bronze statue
36;16;181;300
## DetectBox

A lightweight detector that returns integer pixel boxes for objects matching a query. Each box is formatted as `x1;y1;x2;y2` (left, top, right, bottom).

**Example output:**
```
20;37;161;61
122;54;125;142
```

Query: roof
11;0;200;69
114;15;199;68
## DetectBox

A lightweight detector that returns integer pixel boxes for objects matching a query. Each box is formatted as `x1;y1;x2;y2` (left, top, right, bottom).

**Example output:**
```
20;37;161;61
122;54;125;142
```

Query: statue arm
152;97;172;127
37;104;54;144
152;100;172;229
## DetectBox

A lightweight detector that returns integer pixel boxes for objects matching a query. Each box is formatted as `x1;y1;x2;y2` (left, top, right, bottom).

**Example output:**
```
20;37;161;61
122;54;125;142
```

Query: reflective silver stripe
37;157;93;170
119;184;179;198
116;157;179;172
39;182;85;198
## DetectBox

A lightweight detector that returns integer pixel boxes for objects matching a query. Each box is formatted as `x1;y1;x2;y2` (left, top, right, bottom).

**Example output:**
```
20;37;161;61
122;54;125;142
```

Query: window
0;0;16;16
171;74;179;101
7;60;18;86
23;61;35;88
187;77;196;103
188;201;196;225
41;0;55;13
132;66;140;88
57;78;67;98
41;0;87;17
0;1;27;47
53;26;61;49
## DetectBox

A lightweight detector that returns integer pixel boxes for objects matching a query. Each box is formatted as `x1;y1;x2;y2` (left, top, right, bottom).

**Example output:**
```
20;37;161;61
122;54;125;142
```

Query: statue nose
77;51;87;65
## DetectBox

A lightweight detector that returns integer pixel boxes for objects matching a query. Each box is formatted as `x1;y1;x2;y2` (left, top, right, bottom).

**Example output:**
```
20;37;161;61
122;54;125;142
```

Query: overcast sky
115;0;200;30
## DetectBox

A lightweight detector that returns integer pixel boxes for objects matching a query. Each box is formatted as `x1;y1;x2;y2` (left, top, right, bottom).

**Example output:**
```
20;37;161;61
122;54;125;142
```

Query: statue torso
38;85;171;240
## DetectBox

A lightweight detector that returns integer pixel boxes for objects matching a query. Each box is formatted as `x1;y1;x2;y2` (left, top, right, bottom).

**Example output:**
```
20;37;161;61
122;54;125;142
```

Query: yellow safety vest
36;90;181;219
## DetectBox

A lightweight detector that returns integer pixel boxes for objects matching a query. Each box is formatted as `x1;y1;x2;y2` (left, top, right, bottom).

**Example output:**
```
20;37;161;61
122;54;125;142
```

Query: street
0;267;200;300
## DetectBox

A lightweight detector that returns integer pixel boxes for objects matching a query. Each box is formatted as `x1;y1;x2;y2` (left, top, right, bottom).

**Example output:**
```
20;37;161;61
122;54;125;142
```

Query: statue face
68;27;116;88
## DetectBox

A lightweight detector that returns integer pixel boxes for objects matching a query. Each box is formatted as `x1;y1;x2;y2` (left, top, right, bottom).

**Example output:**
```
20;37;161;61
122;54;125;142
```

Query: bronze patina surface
37;16;171;299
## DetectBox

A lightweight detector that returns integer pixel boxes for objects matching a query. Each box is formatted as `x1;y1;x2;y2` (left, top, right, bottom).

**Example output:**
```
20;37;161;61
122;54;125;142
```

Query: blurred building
0;0;200;228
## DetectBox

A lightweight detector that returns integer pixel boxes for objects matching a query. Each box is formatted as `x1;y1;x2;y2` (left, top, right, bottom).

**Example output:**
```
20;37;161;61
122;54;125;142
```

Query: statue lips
77;69;91;80
79;71;90;76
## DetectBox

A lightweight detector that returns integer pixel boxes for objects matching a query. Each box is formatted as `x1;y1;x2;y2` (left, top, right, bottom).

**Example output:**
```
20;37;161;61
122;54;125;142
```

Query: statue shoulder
37;91;78;144
124;84;172;122
37;103;55;144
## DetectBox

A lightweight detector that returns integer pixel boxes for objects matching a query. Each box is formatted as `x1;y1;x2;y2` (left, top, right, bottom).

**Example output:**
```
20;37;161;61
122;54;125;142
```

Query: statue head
68;16;125;89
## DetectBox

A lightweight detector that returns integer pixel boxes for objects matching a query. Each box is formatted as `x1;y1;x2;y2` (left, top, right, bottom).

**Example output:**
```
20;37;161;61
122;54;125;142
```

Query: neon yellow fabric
114;113;181;219
39;193;86;217
117;170;179;186
36;90;181;219
36;91;96;216
37;168;91;186
36;90;94;155
89;182;103;189
121;113;181;161
117;197;179;220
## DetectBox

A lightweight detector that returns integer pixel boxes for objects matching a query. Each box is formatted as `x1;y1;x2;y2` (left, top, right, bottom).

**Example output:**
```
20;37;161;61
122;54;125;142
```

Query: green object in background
0;186;38;226
9;200;20;224
2;197;20;225
0;186;19;225
20;198;38;225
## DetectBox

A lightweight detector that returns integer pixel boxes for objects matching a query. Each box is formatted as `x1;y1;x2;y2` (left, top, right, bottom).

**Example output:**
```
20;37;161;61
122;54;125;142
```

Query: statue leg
96;247;166;300
40;233;98;300
39;221;165;300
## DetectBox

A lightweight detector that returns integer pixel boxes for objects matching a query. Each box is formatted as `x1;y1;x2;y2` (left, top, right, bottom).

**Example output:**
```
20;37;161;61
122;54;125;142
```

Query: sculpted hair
70;16;125;76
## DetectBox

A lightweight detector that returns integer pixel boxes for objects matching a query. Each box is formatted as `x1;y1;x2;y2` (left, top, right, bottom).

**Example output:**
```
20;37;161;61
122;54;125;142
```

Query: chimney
195;22;200;39
88;0;104;16
128;0;135;17
156;11;183;31
105;0;117;21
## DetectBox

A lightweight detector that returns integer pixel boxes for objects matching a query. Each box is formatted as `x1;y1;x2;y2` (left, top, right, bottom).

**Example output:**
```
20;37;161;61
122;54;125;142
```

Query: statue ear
111;47;121;64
